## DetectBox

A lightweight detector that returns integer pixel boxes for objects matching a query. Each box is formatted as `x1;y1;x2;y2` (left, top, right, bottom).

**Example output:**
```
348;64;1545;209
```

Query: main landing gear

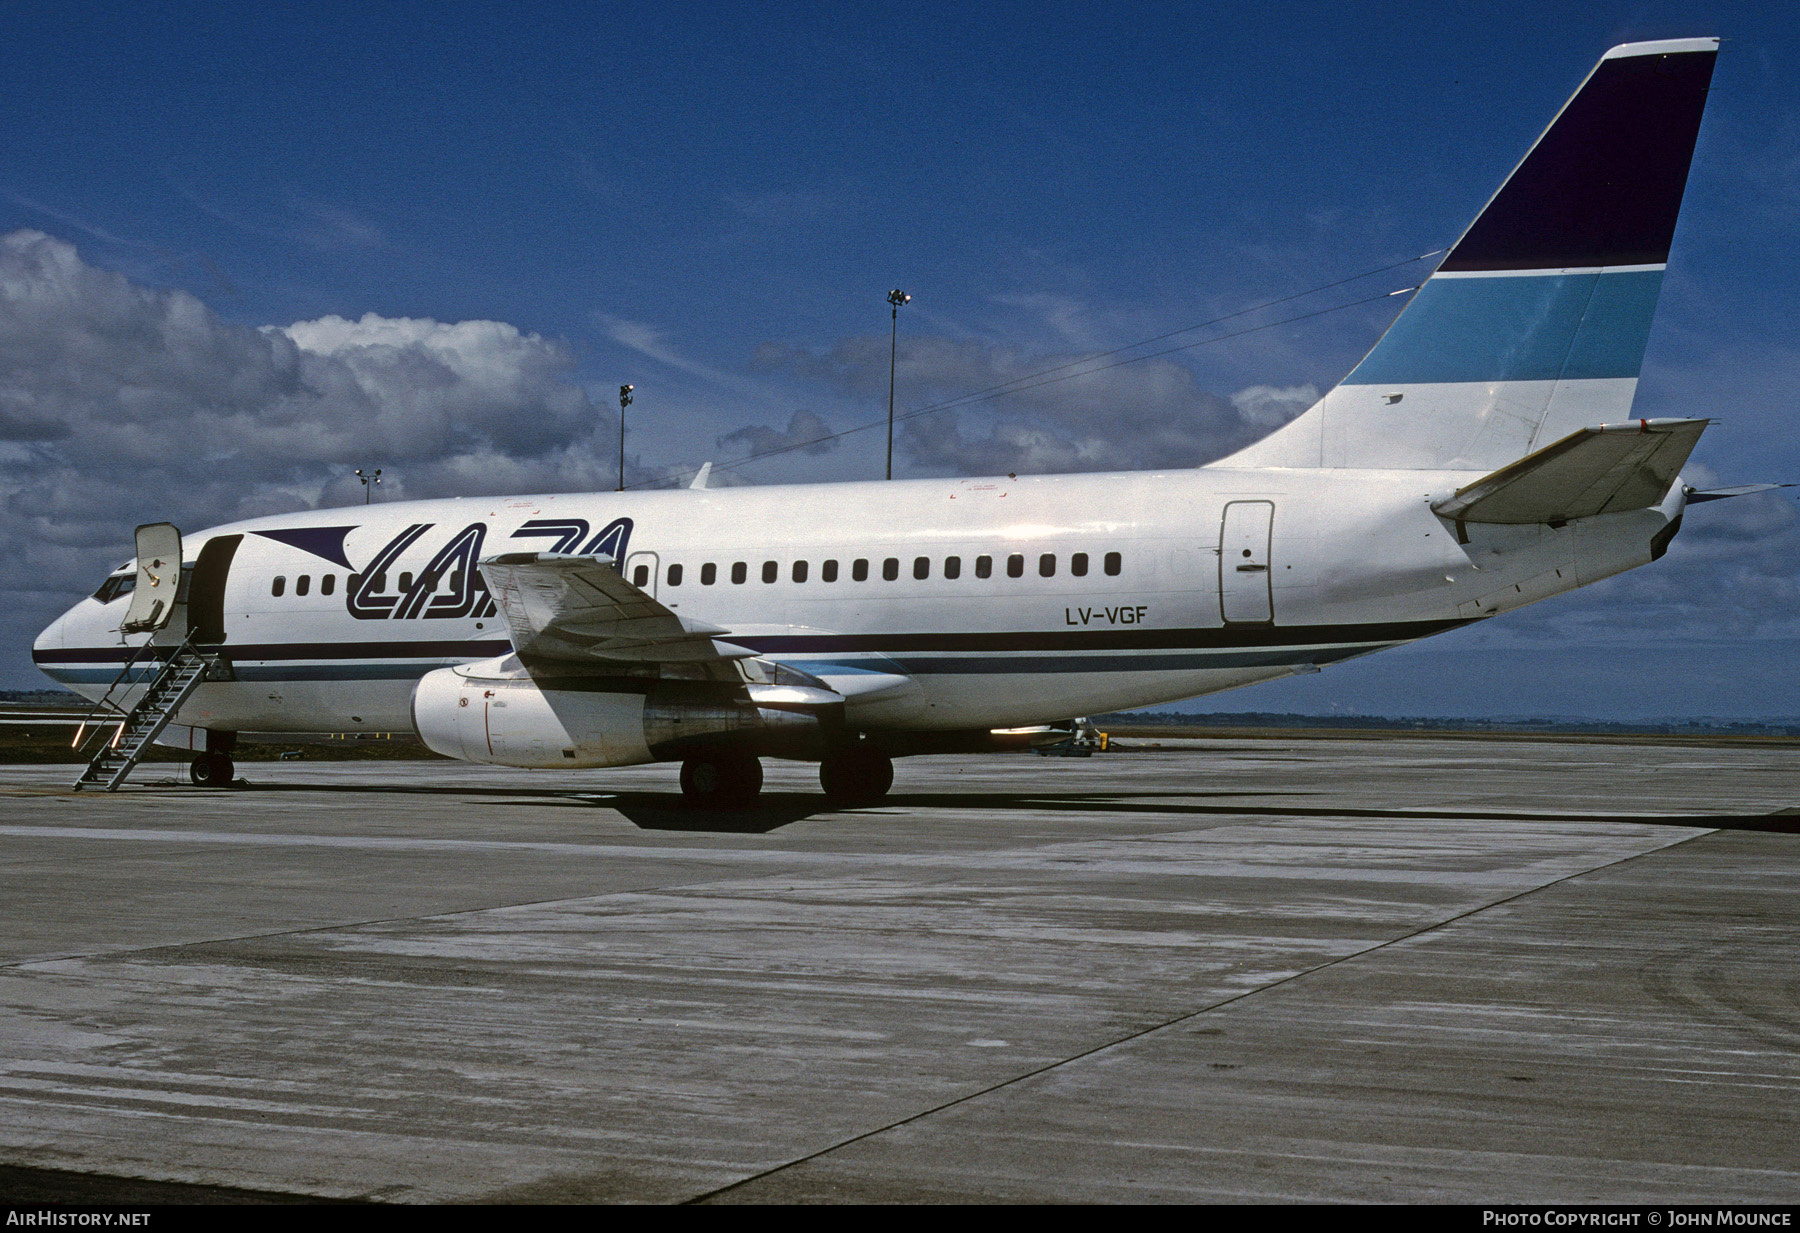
679;749;764;808
819;747;893;807
677;747;896;809
188;752;235;788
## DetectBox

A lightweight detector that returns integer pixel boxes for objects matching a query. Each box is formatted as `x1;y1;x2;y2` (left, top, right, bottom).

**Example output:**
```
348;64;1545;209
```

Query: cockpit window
93;573;136;604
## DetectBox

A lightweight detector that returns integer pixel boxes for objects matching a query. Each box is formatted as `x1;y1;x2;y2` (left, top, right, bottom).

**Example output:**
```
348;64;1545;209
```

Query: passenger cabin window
852;558;869;582
450;571;464;592
296;575;311;597
792;560;808;583
271;576;286;598
761;561;777;583
1006;554;1024;578
371;572;386;593
632;564;650;587
731;562;747;584
701;563;716;585
321;574;336;596
822;559;838;582
882;558;899;581
1071;553;1088;577
399;572;414;593
913;557;929;580
667;564;683;587
1104;552;1122;576
1040;554;1056;578
975;556;992;579
944;556;961;579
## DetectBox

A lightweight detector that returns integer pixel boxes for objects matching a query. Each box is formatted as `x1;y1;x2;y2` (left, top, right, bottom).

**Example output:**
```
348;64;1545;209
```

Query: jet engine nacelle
411;655;843;769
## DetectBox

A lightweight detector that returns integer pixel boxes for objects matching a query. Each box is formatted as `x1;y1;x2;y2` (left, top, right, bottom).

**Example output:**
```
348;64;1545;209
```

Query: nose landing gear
819;747;894;807
189;752;235;788
679;750;764;808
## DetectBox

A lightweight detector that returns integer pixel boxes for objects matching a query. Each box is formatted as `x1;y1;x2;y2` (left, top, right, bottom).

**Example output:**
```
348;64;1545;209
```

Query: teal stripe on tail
1225;39;1716;471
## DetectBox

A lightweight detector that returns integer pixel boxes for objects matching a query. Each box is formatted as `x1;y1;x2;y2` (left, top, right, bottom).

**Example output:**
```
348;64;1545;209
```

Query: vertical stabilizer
1226;38;1717;471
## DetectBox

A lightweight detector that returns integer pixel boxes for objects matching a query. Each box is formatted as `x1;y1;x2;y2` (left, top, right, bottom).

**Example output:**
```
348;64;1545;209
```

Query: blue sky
2;1;1797;716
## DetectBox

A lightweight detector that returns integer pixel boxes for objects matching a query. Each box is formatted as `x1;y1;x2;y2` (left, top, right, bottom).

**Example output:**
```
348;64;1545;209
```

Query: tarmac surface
1;738;1798;1204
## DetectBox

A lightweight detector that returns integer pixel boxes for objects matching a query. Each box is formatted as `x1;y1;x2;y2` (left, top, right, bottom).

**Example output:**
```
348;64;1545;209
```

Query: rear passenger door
1219;501;1274;625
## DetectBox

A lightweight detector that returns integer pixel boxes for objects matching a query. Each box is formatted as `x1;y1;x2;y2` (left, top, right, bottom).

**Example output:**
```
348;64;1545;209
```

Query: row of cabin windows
269;570;468;598
272;554;1123;597
659;551;1122;589
272;573;334;598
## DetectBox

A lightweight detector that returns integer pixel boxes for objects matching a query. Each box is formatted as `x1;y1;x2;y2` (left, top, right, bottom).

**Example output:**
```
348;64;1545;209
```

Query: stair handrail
71;631;198;758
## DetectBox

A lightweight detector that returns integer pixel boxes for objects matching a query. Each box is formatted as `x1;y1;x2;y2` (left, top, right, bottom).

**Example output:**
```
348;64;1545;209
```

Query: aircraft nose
33;606;69;655
33;597;104;689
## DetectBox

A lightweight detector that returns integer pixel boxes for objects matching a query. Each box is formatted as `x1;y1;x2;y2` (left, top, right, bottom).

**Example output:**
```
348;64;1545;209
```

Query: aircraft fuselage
33;464;1680;745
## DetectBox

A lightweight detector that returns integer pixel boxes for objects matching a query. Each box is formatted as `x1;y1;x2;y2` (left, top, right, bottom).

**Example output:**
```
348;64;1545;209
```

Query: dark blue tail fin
1228;38;1718;471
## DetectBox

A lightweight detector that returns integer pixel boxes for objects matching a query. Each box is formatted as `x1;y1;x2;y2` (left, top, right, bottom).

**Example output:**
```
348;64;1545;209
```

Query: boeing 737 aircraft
33;38;1762;805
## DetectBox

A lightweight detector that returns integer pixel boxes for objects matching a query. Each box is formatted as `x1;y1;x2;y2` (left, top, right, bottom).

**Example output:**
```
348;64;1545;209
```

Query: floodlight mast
886;289;910;480
353;468;382;505
617;384;634;493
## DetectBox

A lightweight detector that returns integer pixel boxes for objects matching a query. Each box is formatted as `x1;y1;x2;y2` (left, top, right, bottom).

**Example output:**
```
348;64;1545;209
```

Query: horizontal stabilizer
478;552;755;665
1432;418;1708;525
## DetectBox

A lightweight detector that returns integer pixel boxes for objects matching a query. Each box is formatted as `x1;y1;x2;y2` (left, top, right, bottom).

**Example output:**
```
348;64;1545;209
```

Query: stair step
74;642;214;791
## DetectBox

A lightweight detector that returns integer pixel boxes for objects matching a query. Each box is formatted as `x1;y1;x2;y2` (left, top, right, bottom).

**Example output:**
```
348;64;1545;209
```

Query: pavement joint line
0;812;1311;972
2;779;1784;824
677;826;1716;1205
0;802;1244;971
0;812;1209;971
0;814;1730;972
0;864;848;972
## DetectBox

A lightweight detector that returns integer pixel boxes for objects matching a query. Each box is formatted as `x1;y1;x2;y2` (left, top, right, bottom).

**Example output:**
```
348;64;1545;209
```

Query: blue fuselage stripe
33;620;1463;687
34;643;1397;685
31;644;1375;684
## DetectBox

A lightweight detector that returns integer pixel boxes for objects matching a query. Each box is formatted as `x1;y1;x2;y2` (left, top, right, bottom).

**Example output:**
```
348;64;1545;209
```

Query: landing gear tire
189;752;234;788
679;750;763;808
819;747;894;807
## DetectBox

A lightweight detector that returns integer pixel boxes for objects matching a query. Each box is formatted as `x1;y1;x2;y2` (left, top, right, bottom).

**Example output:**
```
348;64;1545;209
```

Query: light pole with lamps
886;289;909;480
353;468;382;504
617;384;634;492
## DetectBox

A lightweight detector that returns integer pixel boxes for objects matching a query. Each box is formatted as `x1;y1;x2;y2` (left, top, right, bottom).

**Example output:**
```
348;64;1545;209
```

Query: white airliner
33;38;1761;804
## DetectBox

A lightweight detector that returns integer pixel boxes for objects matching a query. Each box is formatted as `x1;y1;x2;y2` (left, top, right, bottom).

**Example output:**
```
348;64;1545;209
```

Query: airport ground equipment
72;634;226;791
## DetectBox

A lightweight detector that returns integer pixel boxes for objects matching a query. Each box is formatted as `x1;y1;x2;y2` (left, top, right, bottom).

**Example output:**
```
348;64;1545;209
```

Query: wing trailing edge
477;551;755;665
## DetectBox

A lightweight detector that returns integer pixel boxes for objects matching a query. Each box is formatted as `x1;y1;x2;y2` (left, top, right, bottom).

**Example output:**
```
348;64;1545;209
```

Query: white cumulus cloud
752;332;1314;476
0;229;615;686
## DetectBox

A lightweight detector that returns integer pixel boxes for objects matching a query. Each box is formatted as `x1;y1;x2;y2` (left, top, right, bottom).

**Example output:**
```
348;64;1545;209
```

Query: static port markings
1065;605;1149;626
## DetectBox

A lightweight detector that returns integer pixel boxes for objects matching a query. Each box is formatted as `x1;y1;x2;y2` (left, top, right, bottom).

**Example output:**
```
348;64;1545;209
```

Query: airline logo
340;516;633;621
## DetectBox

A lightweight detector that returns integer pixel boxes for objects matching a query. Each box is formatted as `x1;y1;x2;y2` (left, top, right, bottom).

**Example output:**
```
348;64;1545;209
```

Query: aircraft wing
477;552;756;665
1432;418;1709;525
